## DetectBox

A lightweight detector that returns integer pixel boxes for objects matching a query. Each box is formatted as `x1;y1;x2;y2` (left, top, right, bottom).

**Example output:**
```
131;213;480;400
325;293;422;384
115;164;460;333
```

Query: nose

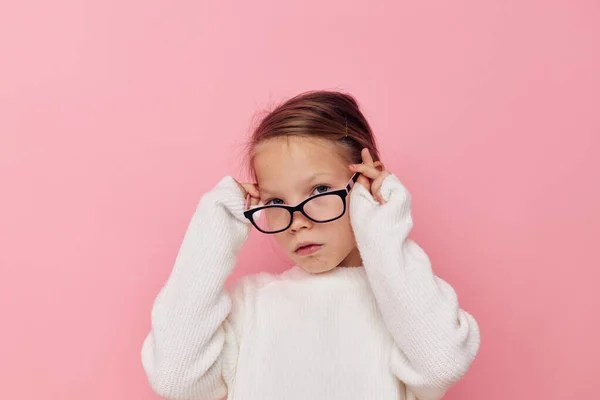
289;209;312;233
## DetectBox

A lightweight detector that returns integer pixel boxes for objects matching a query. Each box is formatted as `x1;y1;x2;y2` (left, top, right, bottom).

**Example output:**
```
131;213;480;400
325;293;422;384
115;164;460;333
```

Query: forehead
253;136;349;191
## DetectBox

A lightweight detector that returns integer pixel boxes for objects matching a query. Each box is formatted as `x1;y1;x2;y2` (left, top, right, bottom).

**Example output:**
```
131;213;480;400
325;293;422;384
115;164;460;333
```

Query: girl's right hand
234;179;261;209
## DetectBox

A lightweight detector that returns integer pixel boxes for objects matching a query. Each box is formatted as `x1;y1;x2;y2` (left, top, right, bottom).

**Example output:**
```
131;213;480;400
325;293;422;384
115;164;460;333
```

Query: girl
141;91;480;400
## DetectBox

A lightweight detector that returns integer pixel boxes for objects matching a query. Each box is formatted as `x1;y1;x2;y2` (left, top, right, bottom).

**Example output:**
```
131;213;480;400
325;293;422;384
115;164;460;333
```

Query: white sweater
141;174;480;400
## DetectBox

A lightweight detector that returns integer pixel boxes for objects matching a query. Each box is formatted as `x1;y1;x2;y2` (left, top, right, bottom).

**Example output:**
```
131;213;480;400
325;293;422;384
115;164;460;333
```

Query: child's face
253;136;362;274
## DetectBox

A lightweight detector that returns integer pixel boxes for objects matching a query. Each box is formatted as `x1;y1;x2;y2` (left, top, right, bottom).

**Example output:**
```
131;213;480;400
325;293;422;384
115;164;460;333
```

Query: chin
293;255;342;274
300;263;337;274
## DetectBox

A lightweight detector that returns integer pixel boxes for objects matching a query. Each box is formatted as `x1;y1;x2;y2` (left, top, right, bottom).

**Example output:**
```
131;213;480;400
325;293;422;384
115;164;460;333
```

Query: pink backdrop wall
1;1;599;399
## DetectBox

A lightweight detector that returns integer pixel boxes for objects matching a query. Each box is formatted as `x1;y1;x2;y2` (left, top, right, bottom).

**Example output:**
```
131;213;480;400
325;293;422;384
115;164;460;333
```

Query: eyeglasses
243;172;360;234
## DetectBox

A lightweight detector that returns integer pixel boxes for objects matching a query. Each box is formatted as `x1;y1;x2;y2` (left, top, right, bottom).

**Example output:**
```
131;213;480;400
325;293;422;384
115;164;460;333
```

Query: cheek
273;234;289;251
325;214;356;244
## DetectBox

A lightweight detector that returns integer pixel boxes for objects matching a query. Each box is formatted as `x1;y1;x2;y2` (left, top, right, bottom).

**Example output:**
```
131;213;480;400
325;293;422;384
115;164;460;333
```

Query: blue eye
266;198;284;205
313;185;331;195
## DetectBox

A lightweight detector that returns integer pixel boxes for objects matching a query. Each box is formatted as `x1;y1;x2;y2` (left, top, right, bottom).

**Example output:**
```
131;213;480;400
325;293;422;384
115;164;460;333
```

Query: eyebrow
259;172;336;197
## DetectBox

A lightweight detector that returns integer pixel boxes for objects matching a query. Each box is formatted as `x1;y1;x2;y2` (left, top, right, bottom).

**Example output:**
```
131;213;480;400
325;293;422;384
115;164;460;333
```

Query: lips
294;242;320;252
294;242;323;256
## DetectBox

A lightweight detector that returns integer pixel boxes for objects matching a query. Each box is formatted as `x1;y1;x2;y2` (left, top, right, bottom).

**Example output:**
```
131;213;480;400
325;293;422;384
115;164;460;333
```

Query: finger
249;194;260;207
349;163;380;180
357;174;371;192
241;183;260;198
370;171;390;204
239;183;260;210
361;148;374;166
373;161;385;172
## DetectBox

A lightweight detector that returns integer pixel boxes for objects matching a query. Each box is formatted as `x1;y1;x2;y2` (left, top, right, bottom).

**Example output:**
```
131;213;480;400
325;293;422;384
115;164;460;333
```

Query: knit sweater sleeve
141;176;251;400
349;174;481;400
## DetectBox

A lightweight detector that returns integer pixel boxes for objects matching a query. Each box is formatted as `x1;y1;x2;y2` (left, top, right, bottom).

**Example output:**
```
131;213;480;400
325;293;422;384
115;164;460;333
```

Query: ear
373;161;385;172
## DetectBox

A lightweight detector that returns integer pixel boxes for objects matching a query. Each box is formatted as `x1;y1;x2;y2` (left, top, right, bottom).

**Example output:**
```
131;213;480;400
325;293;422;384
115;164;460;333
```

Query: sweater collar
285;264;367;280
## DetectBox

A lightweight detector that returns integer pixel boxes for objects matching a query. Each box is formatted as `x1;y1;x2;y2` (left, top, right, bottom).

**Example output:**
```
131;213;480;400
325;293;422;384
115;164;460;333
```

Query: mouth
294;242;324;256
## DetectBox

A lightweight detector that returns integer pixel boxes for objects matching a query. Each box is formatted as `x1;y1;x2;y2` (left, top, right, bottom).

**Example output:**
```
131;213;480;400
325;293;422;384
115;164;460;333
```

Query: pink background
1;1;599;399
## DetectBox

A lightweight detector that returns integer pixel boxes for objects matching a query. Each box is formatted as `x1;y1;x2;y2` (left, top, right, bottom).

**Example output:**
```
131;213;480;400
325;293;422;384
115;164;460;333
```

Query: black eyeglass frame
243;172;360;234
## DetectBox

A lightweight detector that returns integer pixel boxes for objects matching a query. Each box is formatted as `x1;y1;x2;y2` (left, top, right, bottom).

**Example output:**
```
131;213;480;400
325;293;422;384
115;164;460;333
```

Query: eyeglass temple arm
245;193;251;210
345;172;360;192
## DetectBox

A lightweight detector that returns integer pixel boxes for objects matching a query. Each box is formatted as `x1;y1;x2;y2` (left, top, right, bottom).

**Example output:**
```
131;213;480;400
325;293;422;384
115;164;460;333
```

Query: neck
337;246;362;268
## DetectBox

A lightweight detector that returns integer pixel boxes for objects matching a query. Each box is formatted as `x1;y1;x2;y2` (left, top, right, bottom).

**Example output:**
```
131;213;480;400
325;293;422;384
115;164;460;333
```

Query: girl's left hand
349;148;391;204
